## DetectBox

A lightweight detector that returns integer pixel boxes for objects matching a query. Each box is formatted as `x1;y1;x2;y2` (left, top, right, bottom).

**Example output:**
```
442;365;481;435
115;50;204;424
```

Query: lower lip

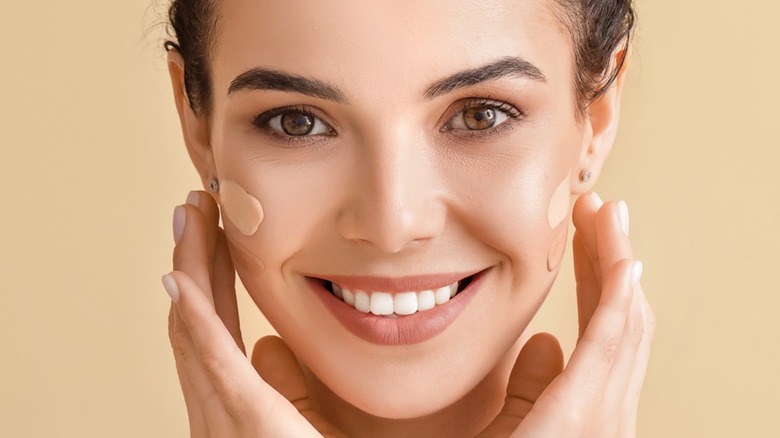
308;269;489;346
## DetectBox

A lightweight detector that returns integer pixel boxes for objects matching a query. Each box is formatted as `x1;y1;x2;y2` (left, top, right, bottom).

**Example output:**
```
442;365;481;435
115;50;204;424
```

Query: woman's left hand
478;193;655;437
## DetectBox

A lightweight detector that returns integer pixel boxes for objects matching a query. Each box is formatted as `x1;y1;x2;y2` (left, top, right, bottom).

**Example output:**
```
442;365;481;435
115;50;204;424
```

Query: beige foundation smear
546;175;570;271
219;180;265;237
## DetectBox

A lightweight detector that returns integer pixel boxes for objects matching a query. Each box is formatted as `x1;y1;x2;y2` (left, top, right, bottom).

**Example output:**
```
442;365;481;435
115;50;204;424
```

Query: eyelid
439;98;525;133
252;105;337;145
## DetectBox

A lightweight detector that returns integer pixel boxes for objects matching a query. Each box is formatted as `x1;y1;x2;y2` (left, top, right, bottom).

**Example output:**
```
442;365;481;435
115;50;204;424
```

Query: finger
572;193;604;339
520;259;639;434
572;192;603;268
573;233;599;341
164;271;269;418
173;202;214;304
252;337;345;437
213;229;244;353
169;305;211;438
594;200;633;282
618;285;655;437
596;266;645;436
476;333;563;437
170;299;236;434
185;192;245;354
164;272;323;438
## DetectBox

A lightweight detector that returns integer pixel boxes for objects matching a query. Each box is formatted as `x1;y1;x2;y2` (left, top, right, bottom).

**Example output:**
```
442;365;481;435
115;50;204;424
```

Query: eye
444;99;522;132
254;107;333;137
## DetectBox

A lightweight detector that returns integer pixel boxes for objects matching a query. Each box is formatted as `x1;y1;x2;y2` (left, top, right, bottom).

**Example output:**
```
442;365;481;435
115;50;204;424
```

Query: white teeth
417;290;435;311
370;292;394;315
342;288;355;306
394;292;418;315
333;279;465;316
354;290;370;313
332;283;343;300
434;286;451;305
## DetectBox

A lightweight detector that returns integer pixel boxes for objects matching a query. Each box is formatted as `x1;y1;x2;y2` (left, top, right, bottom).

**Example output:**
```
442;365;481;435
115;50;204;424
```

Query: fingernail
173;205;185;245
631;261;643;287
590;192;604;208
186;191;200;207
162;273;180;303
617;200;630;236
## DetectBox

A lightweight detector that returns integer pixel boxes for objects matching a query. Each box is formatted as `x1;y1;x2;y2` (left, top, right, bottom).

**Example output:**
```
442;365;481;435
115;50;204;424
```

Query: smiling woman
161;1;651;437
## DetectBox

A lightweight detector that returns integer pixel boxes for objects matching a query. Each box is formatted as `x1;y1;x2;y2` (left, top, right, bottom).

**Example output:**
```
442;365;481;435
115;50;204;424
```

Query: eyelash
251;99;525;146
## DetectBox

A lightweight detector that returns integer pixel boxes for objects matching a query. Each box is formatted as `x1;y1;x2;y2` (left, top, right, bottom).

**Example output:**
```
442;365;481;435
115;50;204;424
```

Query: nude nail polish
632;261;643;287
590;192;604;208
186;191;200;207
173;205;185;244
617;201;630;236
162;274;180;303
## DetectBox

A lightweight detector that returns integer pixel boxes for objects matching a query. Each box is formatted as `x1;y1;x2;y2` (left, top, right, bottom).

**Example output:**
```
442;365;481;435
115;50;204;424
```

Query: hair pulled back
165;0;634;117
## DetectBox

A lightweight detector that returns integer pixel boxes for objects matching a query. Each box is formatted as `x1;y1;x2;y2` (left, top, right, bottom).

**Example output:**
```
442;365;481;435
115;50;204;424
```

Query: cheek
448;150;571;275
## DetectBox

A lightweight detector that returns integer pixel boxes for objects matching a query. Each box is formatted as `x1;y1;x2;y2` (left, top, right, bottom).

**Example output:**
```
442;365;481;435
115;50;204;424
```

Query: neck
302;337;525;437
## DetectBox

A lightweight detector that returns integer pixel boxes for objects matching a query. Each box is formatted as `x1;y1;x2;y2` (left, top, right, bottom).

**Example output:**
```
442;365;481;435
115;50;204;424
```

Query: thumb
252;336;345;437
252;336;310;408
477;333;564;437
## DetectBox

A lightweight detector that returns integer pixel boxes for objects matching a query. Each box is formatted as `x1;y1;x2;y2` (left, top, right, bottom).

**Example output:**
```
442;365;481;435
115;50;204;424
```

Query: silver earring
208;178;220;193
579;169;592;183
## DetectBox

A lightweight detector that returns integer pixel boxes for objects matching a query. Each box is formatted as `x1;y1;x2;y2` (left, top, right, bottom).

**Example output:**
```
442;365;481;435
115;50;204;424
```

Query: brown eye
463;107;497;130
281;111;315;135
257;107;333;138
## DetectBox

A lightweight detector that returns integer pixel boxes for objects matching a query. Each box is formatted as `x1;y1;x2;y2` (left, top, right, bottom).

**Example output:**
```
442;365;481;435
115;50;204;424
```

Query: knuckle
600;335;621;363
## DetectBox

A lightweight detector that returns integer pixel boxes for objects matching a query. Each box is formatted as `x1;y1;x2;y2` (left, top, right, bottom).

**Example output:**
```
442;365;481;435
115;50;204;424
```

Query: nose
337;130;446;253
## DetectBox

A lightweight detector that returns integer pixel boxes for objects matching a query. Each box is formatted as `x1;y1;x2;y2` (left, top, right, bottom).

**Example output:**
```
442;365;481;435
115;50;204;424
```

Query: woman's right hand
163;191;340;437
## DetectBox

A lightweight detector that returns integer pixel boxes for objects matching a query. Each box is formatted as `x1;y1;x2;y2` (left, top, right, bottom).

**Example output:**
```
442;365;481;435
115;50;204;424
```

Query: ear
571;47;631;194
167;50;217;191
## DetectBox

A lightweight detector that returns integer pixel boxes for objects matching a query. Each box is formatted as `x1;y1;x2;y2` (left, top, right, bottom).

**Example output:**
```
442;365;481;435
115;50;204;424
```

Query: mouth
307;268;490;345
310;272;478;319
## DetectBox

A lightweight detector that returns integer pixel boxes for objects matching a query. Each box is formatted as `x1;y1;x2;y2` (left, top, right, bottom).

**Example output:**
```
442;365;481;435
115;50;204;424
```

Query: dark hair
165;0;634;118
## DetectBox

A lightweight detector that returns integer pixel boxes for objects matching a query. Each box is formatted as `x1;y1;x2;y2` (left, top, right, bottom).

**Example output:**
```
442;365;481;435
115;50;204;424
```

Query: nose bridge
338;125;445;253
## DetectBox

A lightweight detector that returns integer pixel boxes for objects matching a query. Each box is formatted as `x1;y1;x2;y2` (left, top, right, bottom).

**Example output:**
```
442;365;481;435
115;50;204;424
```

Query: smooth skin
164;190;653;437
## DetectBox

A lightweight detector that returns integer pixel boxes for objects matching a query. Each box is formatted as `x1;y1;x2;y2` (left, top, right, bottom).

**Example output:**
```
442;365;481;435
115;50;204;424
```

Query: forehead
211;0;572;101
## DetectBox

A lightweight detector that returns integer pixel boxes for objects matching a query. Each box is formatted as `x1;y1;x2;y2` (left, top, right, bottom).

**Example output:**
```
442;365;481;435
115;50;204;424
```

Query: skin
164;0;653;436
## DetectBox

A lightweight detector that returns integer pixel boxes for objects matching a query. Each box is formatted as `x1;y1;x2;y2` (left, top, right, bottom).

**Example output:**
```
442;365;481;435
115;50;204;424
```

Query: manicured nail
173;205;185;244
590;192;604;208
617;200;630;236
162;273;180;303
186;191;200;207
631;261;643;287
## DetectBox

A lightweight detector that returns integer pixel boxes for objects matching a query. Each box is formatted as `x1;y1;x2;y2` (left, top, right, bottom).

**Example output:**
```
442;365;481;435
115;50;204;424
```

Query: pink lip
307;268;490;346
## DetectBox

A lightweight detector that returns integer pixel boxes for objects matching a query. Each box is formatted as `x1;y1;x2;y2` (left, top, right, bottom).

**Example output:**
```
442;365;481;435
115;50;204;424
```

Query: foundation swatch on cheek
219;180;264;237
546;175;571;272
547;227;567;272
547;176;570;230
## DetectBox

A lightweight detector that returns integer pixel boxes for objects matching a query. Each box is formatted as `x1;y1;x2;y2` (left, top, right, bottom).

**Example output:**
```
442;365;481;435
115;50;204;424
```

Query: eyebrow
423;56;546;99
228;68;347;103
227;56;545;103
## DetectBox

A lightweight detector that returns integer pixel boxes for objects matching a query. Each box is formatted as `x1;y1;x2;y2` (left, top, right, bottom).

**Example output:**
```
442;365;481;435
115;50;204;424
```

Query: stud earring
579;169;592;183
208;178;220;193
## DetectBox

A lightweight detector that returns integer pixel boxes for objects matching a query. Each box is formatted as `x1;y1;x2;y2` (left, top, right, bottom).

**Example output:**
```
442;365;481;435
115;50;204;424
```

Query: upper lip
309;269;484;293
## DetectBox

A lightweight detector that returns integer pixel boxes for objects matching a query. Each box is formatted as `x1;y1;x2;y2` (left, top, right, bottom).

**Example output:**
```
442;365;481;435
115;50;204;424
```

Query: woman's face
195;0;596;419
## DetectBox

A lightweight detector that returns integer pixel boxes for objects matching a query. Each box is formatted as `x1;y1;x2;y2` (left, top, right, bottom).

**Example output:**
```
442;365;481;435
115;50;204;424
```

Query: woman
161;0;654;436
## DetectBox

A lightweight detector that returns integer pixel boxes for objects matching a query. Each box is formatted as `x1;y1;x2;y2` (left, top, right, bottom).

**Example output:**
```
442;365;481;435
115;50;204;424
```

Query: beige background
1;0;777;436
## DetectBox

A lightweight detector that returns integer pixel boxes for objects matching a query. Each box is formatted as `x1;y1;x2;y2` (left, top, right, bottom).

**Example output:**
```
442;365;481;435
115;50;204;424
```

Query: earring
208;178;220;193
579;169;592;183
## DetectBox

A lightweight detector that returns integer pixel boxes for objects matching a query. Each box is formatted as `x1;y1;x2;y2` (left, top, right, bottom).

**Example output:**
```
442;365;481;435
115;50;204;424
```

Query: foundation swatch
546;175;570;271
547;176;570;230
219;180;264;237
547;227;567;271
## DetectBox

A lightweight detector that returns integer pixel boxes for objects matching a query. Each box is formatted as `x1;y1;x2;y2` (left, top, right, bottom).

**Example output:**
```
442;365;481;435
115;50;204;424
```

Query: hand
478;193;655;437
163;191;343;437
